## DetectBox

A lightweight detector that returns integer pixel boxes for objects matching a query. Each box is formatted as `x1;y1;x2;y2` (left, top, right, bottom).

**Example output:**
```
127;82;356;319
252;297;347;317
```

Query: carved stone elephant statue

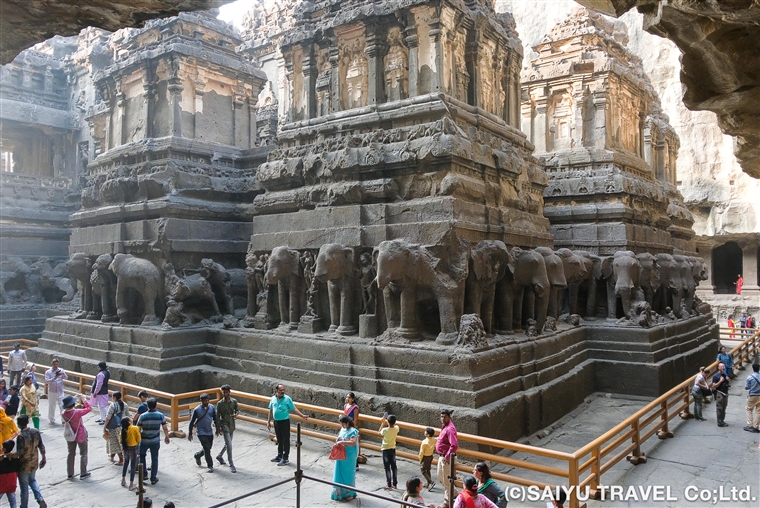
66;253;93;319
88;267;104;320
315;243;358;335
556;249;592;315
535;247;567;320
0;256;32;304
494;247;550;334
636;253;660;308
265;246;303;330
688;255;708;312
109;253;162;326
200;258;234;315
374;239;466;345
654;253;682;315
674;254;696;316
602;251;641;319
163;262;220;325
92;254;118;322
465;241;510;334
29;257;76;304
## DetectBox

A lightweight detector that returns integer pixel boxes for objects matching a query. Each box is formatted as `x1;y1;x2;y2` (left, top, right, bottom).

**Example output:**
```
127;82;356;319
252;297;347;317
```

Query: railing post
569;456;581;508
656;399;674;439
626;420;646;464
449;454;457;508
590;446;601;499
78;377;85;395
296;423;302;508
679;386;693;419
171;395;179;432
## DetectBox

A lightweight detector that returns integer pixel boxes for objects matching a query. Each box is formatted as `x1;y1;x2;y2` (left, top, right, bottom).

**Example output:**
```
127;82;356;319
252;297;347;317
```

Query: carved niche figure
163;262;220;326
265;246;303;330
66;253;93;319
464;241;509;334
453;36;469;103
300;250;319;318
108;254;163;326
316;51;331;117
374;239;467;345
359;252;377;315
343;39;367;109
384;28;408;102
315;244;357;335
245;252;259;319
92;254;118;322
494;247;550;335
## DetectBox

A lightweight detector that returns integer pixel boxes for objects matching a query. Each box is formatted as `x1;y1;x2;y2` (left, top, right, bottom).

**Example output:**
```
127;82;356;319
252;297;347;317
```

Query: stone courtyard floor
29;378;760;507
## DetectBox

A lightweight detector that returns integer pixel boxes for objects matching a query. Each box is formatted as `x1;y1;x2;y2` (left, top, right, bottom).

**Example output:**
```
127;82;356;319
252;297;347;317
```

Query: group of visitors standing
727;312;756;339
692;346;760;434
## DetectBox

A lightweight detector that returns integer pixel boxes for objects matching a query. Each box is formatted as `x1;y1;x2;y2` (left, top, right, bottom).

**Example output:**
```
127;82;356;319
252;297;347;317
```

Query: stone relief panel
384;27;408;102
338;30;368;111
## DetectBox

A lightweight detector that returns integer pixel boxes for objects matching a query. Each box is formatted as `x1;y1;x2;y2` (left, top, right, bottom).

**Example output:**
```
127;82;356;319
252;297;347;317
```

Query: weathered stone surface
573;0;760;179
0;1;232;65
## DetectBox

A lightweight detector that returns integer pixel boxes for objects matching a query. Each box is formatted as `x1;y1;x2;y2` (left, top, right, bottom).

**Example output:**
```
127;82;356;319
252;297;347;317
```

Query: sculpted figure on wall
359;252;377;315
384;28;408;102
0;257;33;305
200;258;237;316
494;247;550;334
315;244;357;335
342;38;367;109
109;254;162;326
92;254;118;322
535;247;567;320
28;257;75;305
163;262;220;326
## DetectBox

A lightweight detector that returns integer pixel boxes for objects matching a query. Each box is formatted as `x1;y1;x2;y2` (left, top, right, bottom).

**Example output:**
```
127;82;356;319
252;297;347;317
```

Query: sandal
121;478;126;487
128;485;137;492
115;461;124;466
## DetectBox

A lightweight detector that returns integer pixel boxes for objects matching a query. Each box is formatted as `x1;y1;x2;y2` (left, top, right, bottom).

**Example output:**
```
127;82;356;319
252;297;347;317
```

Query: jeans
66;439;88;478
18;470;43;508
219;430;234;466
122;445;138;483
139;441;160;481
382;449;398;487
715;391;728;424
273;419;290;460
692;390;703;419
0;492;16;508
195;435;214;468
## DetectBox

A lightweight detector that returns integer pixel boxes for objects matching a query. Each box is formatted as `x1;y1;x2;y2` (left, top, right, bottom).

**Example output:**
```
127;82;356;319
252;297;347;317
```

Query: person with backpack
744;363;760;433
16;414;47;508
62;394;91;480
103;391;130;465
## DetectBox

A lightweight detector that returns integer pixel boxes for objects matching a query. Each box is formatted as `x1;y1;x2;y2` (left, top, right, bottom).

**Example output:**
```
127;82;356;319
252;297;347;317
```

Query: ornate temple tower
70;12;270;268
249;0;550;253
521;7;694;255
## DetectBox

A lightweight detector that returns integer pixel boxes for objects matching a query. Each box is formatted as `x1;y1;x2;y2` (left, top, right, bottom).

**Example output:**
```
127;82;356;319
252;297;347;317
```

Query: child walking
379;414;399;490
120;416;141;491
419;427;436;490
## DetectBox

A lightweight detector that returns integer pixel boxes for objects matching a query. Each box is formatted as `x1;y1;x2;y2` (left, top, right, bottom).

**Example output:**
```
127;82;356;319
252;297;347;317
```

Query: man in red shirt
435;409;458;508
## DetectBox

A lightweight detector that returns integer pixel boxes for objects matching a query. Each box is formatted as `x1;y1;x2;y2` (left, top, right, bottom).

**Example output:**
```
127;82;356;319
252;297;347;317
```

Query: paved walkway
24;376;760;507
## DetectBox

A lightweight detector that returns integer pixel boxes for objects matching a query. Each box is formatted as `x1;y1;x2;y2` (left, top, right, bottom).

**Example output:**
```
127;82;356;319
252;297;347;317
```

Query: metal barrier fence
4;329;759;508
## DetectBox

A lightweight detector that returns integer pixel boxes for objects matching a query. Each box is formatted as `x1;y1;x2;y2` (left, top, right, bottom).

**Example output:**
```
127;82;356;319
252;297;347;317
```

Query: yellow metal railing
5;329;758;508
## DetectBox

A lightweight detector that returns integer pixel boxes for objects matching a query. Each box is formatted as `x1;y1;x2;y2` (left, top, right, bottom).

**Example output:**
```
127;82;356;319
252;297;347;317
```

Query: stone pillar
593;91;608;149
572;88;586;149
365;29;386;106
232;93;245;147
741;243;760;294
654;129;666;182
534;103;548;153
116;90;127;146
465;40;479;106
301;45;317;120
329;45;341;113
142;64;156;140
403;24;419;98
428;18;442;93
248;98;257;148
521;94;535;146
696;245;715;296
168;80;183;138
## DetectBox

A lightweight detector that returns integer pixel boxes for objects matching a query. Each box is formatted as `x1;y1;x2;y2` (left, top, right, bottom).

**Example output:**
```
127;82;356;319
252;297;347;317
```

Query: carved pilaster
465;39;479;106
142;62;156;140
168;59;183;138
301;44;317;120
428;18;442;93
403;24;419;97
365;29;387;106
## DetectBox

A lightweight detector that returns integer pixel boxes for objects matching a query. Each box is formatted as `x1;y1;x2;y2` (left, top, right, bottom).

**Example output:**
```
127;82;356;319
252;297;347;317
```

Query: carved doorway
712;242;742;294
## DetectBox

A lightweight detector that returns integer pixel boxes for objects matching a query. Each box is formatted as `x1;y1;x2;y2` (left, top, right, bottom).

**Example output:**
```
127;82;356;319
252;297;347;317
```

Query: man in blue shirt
188;393;220;472
744;363;760;433
712;363;730;427
136;398;171;485
267;384;309;466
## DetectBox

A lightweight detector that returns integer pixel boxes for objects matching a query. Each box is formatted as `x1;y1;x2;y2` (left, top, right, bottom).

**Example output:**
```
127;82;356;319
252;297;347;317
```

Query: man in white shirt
44;359;67;425
8;343;27;387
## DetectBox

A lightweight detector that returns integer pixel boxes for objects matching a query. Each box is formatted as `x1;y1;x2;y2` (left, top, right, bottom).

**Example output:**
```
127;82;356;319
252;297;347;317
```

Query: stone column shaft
403;25;419;97
302;46;317;120
742;244;759;293
365;31;386;106
329;46;341;113
428;19;442;93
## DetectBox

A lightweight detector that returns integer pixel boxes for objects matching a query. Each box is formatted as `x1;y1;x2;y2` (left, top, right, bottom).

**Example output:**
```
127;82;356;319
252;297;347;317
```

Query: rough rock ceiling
0;0;231;64
576;0;760;178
